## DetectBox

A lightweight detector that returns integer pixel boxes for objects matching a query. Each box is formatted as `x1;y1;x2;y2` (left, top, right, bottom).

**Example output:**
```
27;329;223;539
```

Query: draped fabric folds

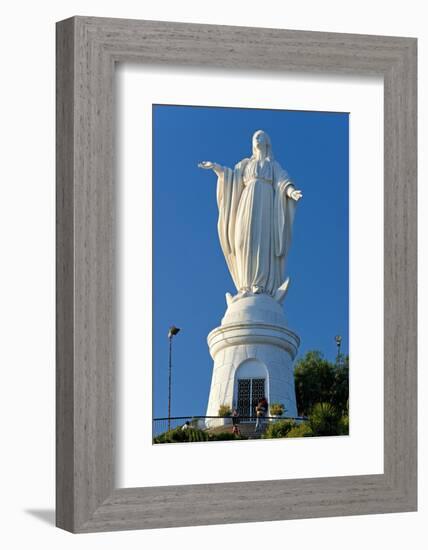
216;157;296;298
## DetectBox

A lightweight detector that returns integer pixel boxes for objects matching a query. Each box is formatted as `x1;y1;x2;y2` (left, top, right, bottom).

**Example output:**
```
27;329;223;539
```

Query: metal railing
152;415;306;436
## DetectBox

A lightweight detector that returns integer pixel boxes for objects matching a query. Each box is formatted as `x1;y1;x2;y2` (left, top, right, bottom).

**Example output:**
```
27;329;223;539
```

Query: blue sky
152;104;349;419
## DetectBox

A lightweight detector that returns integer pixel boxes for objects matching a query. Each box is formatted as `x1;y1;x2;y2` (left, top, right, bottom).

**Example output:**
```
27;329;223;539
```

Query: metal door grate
237;379;251;418
237;378;265;420
251;378;265;417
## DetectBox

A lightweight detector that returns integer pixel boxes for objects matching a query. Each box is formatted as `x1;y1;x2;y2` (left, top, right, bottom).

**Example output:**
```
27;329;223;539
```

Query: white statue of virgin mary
199;130;302;304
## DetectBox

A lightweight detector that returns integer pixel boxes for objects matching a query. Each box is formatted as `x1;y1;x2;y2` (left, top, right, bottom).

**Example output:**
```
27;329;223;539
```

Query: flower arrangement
269;403;285;417
218;404;232;417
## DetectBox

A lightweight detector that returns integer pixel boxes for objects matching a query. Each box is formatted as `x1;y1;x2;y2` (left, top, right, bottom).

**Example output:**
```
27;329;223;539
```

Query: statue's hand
198;161;221;172
290;189;303;202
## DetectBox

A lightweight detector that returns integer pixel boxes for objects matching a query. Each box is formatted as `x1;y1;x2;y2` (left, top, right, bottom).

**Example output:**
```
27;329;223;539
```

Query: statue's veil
251;130;274;160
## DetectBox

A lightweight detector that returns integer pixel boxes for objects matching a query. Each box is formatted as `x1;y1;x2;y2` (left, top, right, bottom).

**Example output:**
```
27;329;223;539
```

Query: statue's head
252;130;273;159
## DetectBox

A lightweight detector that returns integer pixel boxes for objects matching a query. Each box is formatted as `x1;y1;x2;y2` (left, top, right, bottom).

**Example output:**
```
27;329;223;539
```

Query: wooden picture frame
56;16;417;533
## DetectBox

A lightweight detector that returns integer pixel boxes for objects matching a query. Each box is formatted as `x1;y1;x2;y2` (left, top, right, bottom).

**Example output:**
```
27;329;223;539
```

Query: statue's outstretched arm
198;161;224;177
275;162;303;202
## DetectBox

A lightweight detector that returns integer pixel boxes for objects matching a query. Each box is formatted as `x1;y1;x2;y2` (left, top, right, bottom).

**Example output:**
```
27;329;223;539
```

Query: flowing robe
216;157;296;297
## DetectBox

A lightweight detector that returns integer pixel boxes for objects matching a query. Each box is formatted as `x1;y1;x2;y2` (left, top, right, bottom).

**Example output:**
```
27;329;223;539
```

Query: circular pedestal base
206;294;300;420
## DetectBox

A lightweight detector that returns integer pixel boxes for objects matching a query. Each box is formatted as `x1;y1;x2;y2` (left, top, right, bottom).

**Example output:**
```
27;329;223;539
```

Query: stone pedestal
206;294;300;421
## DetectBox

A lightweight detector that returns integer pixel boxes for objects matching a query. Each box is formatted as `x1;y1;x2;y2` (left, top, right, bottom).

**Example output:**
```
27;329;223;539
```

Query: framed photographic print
56;16;417;532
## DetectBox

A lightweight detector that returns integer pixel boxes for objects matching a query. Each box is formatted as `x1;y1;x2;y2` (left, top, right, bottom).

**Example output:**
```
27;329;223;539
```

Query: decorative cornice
208;321;300;359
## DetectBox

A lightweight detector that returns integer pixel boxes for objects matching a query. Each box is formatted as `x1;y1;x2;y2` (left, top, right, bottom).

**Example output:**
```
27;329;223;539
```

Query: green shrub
286;422;313;438
187;428;209;442
153;427;184;444
218;404;232;417
263;419;297;439
209;432;241;441
308;402;341;436
294;352;336;415
153;426;209;444
338;415;349;435
331;365;350;415
294;351;349;416
269;403;285;416
153;432;170;444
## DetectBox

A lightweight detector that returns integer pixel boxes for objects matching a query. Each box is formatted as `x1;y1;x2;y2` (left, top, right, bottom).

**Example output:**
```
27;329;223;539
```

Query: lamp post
335;334;342;366
167;325;181;431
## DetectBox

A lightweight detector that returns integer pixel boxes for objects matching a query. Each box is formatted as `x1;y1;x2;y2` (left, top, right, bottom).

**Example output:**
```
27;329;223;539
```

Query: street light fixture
167;325;181;431
168;325;181;338
335;334;342;366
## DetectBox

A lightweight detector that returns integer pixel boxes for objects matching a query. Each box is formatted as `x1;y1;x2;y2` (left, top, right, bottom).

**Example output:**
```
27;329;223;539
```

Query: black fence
152;415;306;436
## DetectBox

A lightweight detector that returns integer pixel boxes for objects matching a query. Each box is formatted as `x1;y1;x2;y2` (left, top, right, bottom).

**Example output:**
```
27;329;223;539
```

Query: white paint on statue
199;131;302;422
199;130;302;304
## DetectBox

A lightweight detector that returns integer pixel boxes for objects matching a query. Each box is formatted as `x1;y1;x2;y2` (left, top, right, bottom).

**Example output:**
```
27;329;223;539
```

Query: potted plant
270;402;285;418
218;404;232;426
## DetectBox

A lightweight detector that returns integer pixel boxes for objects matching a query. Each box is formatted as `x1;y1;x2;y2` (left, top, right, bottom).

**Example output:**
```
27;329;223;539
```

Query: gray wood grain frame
56;16;417;533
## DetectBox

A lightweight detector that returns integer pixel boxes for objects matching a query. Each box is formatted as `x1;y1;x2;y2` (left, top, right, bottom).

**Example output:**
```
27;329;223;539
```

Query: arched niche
233;359;269;418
